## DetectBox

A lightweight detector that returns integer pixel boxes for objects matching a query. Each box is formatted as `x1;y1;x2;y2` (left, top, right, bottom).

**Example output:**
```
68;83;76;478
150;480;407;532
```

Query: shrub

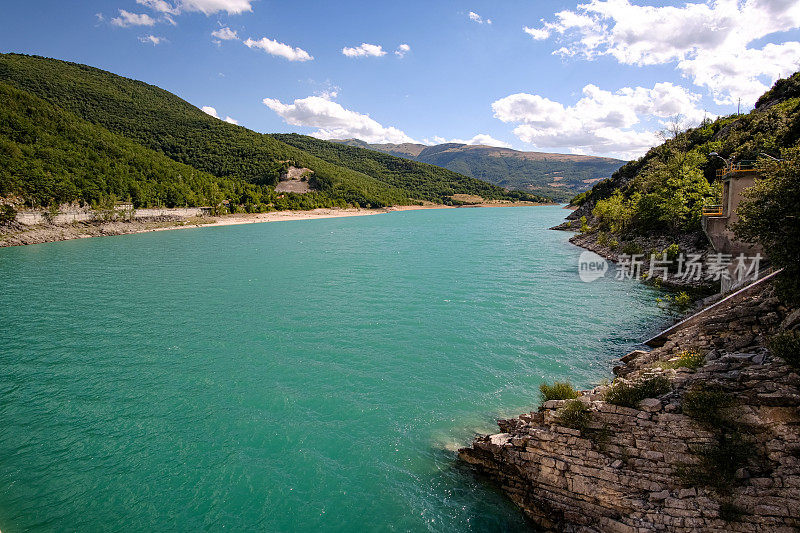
556;400;590;432
621;242;643;255
579;216;589;233
0;204;16;225
570;191;588;206
661;348;705;371
540;381;578;402
605;375;671;408
682;384;735;426
663;243;680;263
769;331;800;368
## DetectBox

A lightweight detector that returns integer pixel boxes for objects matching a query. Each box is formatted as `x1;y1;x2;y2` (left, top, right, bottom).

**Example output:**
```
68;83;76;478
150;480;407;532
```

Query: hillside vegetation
0;81;276;209
333;139;625;201
571;73;800;239
274;134;548;204
0;53;539;210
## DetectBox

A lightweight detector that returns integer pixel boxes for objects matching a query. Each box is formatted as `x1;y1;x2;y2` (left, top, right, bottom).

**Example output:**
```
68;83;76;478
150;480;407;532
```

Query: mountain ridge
331;139;626;201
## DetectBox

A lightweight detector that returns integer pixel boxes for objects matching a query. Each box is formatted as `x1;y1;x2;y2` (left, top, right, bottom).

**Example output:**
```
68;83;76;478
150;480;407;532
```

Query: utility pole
737;98;741;115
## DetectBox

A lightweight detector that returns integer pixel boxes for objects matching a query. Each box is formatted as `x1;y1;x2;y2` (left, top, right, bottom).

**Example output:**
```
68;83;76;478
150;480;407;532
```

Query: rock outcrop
460;282;800;532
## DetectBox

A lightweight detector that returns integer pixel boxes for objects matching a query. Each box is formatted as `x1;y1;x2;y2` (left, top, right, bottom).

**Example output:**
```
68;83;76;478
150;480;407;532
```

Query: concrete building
701;160;765;292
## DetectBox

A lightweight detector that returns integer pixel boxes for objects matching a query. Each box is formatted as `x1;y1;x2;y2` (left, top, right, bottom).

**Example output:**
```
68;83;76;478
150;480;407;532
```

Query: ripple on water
0;206;668;531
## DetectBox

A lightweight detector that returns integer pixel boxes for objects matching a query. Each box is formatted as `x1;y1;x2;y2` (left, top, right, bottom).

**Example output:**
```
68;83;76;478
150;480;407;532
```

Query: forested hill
0;80;266;208
332;139;625;201
272;134;547;204
0;53;543;209
568;71;800;240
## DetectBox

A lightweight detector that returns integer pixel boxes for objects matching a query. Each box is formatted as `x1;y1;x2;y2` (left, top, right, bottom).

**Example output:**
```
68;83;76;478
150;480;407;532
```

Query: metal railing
702;195;724;217
716;160;759;178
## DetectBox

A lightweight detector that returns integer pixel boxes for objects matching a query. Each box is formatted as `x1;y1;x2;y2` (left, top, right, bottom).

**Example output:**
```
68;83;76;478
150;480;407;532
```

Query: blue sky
2;0;800;159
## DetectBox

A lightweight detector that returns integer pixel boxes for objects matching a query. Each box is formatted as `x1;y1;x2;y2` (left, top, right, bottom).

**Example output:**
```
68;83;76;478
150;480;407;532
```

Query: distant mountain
332;140;626;201
272;134;549;205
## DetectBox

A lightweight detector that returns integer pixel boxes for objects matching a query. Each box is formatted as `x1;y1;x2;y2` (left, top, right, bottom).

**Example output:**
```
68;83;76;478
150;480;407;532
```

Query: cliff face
460;282;800;532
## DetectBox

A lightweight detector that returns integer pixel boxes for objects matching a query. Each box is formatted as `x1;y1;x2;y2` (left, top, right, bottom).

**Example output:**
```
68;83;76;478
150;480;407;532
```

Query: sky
2;0;800;160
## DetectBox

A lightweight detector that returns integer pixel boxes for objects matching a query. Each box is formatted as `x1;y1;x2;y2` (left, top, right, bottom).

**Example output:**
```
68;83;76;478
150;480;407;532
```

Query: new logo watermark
578;251;609;282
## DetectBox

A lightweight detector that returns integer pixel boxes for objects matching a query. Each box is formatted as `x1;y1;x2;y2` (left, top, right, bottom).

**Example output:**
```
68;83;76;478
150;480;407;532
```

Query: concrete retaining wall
14;207;212;226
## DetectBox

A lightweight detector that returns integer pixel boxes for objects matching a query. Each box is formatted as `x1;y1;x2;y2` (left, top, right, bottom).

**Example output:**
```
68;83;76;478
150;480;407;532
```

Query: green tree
734;149;800;303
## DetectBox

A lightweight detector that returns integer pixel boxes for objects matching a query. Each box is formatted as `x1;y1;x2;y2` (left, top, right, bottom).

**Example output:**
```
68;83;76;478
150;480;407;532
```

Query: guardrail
702;204;723;216
715;160;759;178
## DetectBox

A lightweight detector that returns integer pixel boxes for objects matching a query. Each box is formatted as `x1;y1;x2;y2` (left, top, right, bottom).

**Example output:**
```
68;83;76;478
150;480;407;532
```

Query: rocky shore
459;277;800;531
0;207;400;248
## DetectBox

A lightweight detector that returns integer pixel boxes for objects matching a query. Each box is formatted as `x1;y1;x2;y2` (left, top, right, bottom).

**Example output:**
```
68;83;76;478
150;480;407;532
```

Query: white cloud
395;43;411;58
316;88;339;100
136;0;180;14
212;26;238;40
201;106;238;124
342;43;387;57
139;35;166;45
244;37;313;61
525;0;800;105
262;95;417;144
523;26;550;40
111;10;156;27
180;0;253;14
468;11;491;24
136;0;253;15
426;134;511;148
492;82;710;159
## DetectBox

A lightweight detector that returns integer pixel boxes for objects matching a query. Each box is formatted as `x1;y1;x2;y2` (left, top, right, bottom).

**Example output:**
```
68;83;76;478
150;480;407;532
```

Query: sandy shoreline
0;202;554;248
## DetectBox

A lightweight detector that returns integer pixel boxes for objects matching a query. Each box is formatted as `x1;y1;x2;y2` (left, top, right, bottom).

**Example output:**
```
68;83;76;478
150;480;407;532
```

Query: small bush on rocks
0;205;16;225
605;375;671;408
769;330;800;368
621;242;643;255
682;384;735;425
556;400;590;432
660;348;705;371
540;381;578;402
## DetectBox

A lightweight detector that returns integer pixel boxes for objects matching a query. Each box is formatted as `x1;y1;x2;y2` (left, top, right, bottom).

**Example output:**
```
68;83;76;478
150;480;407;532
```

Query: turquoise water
0;206;667;531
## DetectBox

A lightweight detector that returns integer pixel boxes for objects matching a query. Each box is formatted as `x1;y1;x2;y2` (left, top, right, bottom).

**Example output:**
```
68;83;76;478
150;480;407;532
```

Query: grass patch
604;375;671;408
769;330;800;368
540;381;578;402
659;349;705;371
556;400;590;432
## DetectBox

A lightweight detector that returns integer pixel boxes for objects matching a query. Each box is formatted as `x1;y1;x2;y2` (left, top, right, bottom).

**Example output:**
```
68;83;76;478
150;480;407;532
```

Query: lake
0;206;668;531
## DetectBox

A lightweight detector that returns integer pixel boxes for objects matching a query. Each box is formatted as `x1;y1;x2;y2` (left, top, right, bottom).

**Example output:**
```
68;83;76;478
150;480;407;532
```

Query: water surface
0;206;667;531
